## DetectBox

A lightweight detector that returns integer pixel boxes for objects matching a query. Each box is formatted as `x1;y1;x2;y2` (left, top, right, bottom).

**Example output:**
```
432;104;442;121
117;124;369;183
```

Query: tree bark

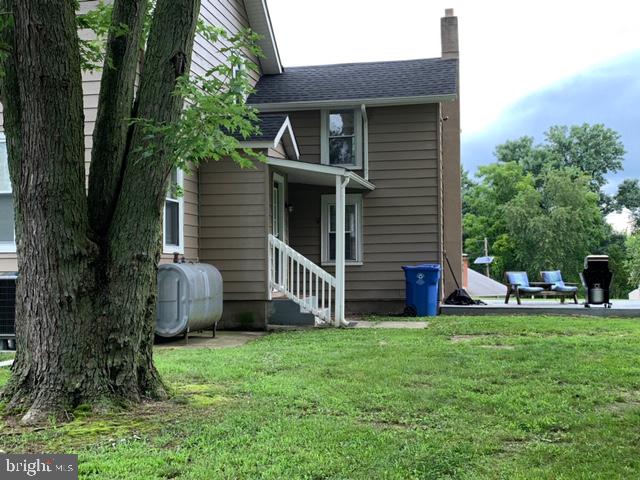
101;0;201;400
1;0;104;424
87;0;148;239
0;0;202;423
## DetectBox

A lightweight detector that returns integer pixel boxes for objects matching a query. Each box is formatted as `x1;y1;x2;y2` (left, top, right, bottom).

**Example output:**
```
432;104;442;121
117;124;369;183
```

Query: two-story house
0;1;462;329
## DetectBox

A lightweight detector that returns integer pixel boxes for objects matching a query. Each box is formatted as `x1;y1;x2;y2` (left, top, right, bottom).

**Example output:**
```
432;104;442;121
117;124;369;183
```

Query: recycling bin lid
402;264;441;271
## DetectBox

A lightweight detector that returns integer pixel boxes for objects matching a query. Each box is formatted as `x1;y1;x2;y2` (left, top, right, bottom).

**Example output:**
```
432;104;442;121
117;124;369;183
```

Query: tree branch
0;0;21;201
87;0;148;240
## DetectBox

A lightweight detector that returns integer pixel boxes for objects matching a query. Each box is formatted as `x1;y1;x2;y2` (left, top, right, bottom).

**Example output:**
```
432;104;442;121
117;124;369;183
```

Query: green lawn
2;315;640;479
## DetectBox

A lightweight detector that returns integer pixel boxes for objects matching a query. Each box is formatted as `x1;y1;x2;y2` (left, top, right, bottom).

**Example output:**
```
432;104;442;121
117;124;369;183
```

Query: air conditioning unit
0;272;17;350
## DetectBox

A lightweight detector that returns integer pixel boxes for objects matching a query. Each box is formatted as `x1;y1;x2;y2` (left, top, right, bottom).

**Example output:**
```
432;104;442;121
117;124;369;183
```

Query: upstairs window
163;168;184;254
321;109;362;169
0;134;15;253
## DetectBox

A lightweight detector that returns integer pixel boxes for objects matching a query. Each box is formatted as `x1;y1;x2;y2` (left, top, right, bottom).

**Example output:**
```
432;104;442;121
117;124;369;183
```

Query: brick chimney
440;8;462;297
441;8;459;59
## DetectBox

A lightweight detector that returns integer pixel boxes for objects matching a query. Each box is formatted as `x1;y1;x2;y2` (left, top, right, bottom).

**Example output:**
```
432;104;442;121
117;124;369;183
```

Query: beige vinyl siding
288;104;441;304
173;0;262;262
267;141;287;159
195;0;261;87
353;103;441;301
287;111;321;164
199;158;268;301
0;255;16;272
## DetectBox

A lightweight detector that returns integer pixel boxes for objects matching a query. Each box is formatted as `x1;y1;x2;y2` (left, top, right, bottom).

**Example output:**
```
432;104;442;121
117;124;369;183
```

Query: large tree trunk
99;0;201;401
0;0;105;423
0;0;201;424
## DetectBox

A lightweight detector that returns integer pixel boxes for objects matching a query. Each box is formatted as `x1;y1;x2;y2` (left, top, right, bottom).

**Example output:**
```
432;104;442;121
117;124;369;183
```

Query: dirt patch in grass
450;334;495;342
495;438;532;457
449;334;517;349
603;391;640;414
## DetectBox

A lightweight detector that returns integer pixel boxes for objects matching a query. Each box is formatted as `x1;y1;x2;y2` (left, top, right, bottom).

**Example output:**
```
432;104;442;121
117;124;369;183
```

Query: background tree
0;0;262;424
614;178;640;230
626;234;640;289
463;162;533;277
504;168;606;281
543;124;625;192
463;124;632;296
493;124;625;208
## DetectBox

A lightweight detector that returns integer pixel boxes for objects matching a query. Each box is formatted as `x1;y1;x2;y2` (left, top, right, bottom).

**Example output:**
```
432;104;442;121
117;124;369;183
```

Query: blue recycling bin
402;264;441;317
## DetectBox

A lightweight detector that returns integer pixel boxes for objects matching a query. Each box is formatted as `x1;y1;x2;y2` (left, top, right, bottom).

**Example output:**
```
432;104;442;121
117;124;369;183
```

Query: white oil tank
156;263;223;337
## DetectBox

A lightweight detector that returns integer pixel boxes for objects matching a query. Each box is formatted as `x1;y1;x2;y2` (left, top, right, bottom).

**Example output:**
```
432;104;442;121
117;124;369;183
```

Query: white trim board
265;157;375;191
243;0;283;74
238;115;300;160
321;193;363;265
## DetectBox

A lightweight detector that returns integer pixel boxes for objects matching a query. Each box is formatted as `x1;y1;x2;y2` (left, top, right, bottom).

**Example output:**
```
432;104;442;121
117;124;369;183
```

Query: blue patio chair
540;270;579;304
504;271;544;305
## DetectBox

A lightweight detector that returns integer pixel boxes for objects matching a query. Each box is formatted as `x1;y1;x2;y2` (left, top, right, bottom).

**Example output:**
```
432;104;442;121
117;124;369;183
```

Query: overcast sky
267;0;640;137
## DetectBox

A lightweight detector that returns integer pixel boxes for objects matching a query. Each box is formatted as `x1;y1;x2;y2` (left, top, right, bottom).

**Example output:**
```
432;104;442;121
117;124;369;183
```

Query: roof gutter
250;94;457;112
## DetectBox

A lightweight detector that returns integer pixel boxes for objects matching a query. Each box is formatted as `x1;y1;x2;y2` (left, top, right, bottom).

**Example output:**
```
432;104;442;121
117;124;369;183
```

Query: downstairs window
163;168;184;254
321;194;363;265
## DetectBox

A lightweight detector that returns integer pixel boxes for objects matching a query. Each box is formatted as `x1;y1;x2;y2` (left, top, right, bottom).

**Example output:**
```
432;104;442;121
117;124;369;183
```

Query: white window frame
163;168;185;255
321;193;363;266
0;133;15;253
272;172;286;240
320;108;363;170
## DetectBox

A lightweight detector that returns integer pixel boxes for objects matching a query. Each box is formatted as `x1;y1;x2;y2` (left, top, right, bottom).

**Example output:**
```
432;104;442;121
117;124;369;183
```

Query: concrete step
268;298;315;327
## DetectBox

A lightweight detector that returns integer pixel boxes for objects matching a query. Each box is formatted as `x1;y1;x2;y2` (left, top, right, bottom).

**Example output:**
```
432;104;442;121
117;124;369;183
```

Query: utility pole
484;237;490;278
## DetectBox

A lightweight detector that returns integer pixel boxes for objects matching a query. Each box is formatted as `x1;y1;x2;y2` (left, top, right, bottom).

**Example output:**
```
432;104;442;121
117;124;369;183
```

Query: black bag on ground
444;288;486;306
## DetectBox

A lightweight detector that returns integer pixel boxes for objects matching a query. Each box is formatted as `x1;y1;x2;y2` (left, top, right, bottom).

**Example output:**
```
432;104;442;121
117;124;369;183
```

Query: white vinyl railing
268;234;336;325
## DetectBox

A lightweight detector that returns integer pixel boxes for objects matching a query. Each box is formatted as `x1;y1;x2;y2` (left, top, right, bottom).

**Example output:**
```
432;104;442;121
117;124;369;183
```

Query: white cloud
607;209;635;235
267;0;640;135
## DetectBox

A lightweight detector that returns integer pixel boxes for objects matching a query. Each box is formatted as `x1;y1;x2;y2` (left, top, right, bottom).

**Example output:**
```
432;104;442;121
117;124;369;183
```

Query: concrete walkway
154;331;267;350
0;359;14;368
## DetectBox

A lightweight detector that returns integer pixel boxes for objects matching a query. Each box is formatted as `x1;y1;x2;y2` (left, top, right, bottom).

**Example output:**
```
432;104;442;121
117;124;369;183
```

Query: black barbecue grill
580;255;613;308
0;272;17;349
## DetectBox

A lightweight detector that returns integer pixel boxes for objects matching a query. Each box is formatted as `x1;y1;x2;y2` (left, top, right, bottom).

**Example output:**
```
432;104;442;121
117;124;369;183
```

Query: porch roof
237;114;300;160
266;157;375;191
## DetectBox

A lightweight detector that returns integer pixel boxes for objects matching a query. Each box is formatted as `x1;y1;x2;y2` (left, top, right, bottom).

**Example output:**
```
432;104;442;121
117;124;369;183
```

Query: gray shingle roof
234;113;288;142
248;57;458;106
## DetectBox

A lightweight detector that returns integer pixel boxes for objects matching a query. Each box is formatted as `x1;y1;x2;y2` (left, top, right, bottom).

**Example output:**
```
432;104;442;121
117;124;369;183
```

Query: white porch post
334;175;349;326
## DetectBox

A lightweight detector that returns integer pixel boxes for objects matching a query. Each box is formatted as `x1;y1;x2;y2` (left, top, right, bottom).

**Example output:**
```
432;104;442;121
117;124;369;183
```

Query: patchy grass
2;315;640;478
0;352;14;362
